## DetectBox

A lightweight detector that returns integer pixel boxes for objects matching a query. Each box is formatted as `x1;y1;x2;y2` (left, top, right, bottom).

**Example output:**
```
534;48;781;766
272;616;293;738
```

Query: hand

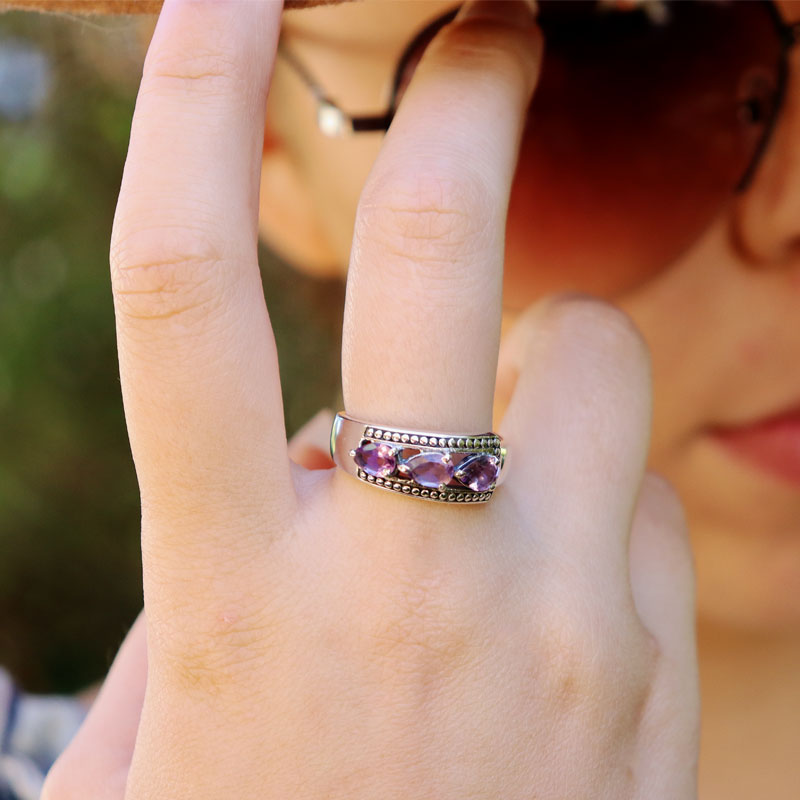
43;0;699;798
42;409;336;798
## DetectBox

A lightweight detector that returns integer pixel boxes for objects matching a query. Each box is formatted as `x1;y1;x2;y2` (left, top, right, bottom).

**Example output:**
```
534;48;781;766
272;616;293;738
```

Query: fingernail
456;0;538;25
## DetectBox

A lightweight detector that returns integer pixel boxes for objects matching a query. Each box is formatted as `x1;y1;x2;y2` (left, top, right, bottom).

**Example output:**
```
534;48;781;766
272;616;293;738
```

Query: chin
684;503;800;635
654;442;800;636
695;569;800;636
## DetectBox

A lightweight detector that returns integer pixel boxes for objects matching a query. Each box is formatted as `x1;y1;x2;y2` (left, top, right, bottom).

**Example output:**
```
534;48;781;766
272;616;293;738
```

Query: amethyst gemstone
455;454;499;492
406;452;455;489
354;441;397;478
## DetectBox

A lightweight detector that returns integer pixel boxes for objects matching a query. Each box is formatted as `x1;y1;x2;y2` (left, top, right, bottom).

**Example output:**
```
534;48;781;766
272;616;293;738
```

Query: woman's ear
258;123;342;277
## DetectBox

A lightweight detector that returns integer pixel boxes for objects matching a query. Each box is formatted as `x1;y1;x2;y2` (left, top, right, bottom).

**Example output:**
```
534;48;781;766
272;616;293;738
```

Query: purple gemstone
406;452;455;489
455;454;499;492
354;441;397;478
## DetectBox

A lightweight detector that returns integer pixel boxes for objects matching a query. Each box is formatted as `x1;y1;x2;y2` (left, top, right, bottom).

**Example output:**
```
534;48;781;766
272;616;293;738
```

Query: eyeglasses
278;1;800;293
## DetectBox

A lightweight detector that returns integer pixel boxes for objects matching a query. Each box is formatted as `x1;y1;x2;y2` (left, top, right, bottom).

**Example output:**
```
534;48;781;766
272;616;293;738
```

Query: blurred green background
0;9;344;693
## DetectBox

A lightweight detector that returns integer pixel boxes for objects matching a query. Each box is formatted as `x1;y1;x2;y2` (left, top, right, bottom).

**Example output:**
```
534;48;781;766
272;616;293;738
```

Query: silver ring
330;411;507;504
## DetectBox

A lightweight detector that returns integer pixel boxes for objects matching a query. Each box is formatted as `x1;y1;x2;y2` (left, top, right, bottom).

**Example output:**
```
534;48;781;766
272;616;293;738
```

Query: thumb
41;612;146;800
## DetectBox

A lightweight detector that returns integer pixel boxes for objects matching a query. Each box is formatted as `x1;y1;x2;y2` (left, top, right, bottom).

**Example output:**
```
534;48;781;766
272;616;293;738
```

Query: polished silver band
330;411;507;504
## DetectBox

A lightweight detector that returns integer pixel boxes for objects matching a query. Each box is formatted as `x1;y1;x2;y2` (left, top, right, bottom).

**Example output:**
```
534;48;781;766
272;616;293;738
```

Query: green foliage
0;11;343;692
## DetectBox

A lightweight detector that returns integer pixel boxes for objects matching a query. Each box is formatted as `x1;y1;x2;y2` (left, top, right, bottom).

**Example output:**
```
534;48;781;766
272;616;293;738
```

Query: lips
709;406;800;487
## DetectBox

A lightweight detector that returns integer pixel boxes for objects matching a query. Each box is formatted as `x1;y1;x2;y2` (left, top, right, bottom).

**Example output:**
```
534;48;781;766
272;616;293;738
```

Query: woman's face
258;0;800;633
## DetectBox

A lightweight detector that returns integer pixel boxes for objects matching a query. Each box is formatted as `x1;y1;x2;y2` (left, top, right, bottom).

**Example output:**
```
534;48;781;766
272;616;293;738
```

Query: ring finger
341;0;541;435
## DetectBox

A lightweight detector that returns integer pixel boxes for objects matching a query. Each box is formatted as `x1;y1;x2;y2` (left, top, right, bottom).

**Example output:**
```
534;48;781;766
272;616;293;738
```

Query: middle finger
342;0;541;433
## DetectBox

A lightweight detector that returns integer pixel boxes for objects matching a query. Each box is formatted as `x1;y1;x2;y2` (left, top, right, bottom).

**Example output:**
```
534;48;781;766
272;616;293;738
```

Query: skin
262;0;800;628
13;0;796;797
258;2;800;794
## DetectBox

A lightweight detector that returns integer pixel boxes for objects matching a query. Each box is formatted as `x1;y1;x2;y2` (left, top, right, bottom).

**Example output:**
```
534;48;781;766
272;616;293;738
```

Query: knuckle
539;294;651;398
535;595;656;718
536;607;607;709
355;168;494;285
109;224;230;324
546;294;650;367
153;603;281;697
358;565;485;681
162;643;231;696
637;623;663;675
141;33;243;98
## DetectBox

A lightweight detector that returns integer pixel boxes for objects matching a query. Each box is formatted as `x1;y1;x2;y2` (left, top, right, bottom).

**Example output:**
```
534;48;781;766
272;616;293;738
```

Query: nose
731;44;800;267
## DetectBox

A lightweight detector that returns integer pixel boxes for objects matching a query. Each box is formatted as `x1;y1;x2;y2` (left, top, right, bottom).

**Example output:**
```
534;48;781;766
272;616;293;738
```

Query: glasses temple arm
277;39;394;136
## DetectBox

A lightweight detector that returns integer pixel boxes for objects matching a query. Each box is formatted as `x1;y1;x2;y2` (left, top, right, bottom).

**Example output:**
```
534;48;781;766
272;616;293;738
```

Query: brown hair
1;0;345;13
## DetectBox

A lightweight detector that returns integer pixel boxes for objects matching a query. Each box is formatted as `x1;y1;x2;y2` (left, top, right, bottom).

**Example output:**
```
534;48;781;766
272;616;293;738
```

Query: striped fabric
0;668;85;800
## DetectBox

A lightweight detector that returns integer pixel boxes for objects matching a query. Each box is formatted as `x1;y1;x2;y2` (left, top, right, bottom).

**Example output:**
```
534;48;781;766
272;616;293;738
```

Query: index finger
109;0;293;608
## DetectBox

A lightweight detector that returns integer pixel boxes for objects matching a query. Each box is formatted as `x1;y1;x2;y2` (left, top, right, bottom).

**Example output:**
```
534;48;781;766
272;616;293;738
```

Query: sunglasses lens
506;0;785;295
396;1;786;295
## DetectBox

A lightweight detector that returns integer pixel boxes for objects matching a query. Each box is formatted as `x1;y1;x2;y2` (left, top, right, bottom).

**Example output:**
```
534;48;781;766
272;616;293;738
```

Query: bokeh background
0;8;344;694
